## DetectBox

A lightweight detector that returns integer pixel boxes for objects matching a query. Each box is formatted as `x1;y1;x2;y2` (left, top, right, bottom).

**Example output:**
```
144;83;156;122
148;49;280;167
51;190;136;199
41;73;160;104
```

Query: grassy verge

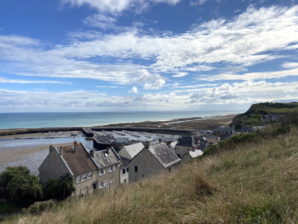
4;128;298;224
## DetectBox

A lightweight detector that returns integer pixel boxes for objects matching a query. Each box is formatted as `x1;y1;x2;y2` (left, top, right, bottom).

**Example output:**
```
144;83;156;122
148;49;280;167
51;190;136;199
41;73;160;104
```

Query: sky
0;0;298;112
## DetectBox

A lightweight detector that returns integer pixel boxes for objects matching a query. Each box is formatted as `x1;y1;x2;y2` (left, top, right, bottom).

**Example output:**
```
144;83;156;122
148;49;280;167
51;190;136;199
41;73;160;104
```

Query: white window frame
99;181;107;189
99;168;106;176
87;172;92;180
76;175;81;184
81;173;87;181
108;165;114;173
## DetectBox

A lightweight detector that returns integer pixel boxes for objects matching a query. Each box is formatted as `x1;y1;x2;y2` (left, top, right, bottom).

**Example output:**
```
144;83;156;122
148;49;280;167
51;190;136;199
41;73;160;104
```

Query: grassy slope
5;129;298;224
232;102;298;128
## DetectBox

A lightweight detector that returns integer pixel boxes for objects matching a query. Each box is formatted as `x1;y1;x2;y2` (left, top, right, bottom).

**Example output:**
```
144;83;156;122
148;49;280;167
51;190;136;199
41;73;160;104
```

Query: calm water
0;111;238;129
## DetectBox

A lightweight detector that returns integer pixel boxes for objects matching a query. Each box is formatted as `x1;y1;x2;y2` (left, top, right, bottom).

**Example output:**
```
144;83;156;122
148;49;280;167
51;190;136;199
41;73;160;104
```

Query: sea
0;111;239;130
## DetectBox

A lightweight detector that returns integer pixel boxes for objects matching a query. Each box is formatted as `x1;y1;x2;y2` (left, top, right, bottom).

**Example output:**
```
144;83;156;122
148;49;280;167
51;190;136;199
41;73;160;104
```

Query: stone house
90;148;121;191
39;142;98;197
39;141;121;197
128;142;181;182
118;142;145;184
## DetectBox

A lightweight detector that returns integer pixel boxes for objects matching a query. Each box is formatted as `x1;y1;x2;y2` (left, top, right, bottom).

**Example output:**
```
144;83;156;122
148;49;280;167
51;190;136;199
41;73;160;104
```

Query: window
134;166;138;172
81;173;87;181
99;181;106;189
127;168;129;172
122;168;126;174
108;165;114;172
87;172;92;179
76;175;81;184
99;168;105;176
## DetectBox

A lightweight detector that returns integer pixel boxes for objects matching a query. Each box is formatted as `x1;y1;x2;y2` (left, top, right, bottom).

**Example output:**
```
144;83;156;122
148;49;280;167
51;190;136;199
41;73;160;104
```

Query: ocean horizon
0;111;240;130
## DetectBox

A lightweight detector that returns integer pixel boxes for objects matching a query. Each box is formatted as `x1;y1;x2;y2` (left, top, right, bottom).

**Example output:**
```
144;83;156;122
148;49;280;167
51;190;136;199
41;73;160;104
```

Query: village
39;123;266;197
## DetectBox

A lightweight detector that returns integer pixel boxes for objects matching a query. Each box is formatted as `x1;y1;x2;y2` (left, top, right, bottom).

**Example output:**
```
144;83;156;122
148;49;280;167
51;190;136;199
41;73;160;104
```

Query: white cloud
201;68;298;81
1;80;297;112
172;72;188;78
0;77;69;84
62;0;181;14
282;62;298;69
84;14;117;29
129;86;138;93
190;0;208;6
0;5;298;91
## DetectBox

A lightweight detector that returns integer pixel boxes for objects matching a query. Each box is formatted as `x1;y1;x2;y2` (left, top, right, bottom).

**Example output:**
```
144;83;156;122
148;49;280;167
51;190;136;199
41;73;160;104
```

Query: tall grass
4;129;298;224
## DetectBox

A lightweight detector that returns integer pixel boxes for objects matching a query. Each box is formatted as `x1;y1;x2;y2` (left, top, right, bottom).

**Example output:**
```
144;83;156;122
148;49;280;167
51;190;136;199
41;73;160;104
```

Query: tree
43;174;75;200
0;166;42;204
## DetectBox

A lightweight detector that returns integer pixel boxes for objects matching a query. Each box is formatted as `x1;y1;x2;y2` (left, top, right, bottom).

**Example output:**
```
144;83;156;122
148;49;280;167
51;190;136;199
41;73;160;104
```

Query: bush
43;174;75;200
25;199;56;215
0;167;42;204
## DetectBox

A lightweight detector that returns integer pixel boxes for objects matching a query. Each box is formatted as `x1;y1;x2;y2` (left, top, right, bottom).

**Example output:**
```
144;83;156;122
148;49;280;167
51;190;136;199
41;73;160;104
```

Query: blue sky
0;0;298;112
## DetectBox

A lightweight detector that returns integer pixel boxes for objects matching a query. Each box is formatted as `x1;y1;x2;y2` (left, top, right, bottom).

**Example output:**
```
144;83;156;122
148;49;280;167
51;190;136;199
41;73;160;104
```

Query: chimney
73;141;78;152
90;150;95;157
49;145;54;153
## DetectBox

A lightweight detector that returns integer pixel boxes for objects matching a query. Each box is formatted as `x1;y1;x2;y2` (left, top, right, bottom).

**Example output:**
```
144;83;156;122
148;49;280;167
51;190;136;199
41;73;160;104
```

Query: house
262;114;283;122
39;142;98;197
128;142;181;182
118;142;145;184
199;135;220;151
90;148;121;190
175;136;197;159
214;126;234;138
118;142;145;160
241;126;265;133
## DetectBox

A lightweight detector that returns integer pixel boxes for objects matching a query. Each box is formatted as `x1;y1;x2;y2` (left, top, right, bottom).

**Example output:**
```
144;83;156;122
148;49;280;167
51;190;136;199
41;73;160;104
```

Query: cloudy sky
0;0;298;112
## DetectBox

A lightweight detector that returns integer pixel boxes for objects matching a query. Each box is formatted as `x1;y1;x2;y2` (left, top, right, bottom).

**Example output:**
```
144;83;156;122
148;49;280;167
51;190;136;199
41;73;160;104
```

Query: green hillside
231;102;298;130
4;126;298;224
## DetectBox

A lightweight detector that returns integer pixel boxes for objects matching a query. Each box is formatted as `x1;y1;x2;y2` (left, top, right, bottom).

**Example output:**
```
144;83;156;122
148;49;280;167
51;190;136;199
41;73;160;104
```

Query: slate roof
176;136;195;147
92;148;121;169
119;142;145;160
60;142;97;176
148;142;181;168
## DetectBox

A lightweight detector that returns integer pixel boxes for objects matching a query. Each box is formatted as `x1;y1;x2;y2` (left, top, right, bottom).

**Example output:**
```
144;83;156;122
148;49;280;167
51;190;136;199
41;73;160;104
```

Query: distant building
199;136;220;151
262;114;283;122
39;142;98;197
213;126;234;138
175;136;197;159
128;142;181;182
241;126;265;133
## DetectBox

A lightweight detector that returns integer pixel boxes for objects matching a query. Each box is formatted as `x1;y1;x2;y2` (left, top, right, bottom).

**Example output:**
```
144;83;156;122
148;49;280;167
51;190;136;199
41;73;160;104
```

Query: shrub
0;167;42;204
25;199;56;215
43;174;75;200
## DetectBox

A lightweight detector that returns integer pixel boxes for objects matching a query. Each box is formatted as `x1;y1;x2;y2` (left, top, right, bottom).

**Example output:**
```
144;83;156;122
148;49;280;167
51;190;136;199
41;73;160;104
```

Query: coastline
0;114;237;137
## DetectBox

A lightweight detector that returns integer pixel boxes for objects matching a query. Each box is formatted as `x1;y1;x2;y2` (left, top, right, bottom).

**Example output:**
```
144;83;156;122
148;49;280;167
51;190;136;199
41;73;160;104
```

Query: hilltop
4;125;298;223
231;102;298;130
